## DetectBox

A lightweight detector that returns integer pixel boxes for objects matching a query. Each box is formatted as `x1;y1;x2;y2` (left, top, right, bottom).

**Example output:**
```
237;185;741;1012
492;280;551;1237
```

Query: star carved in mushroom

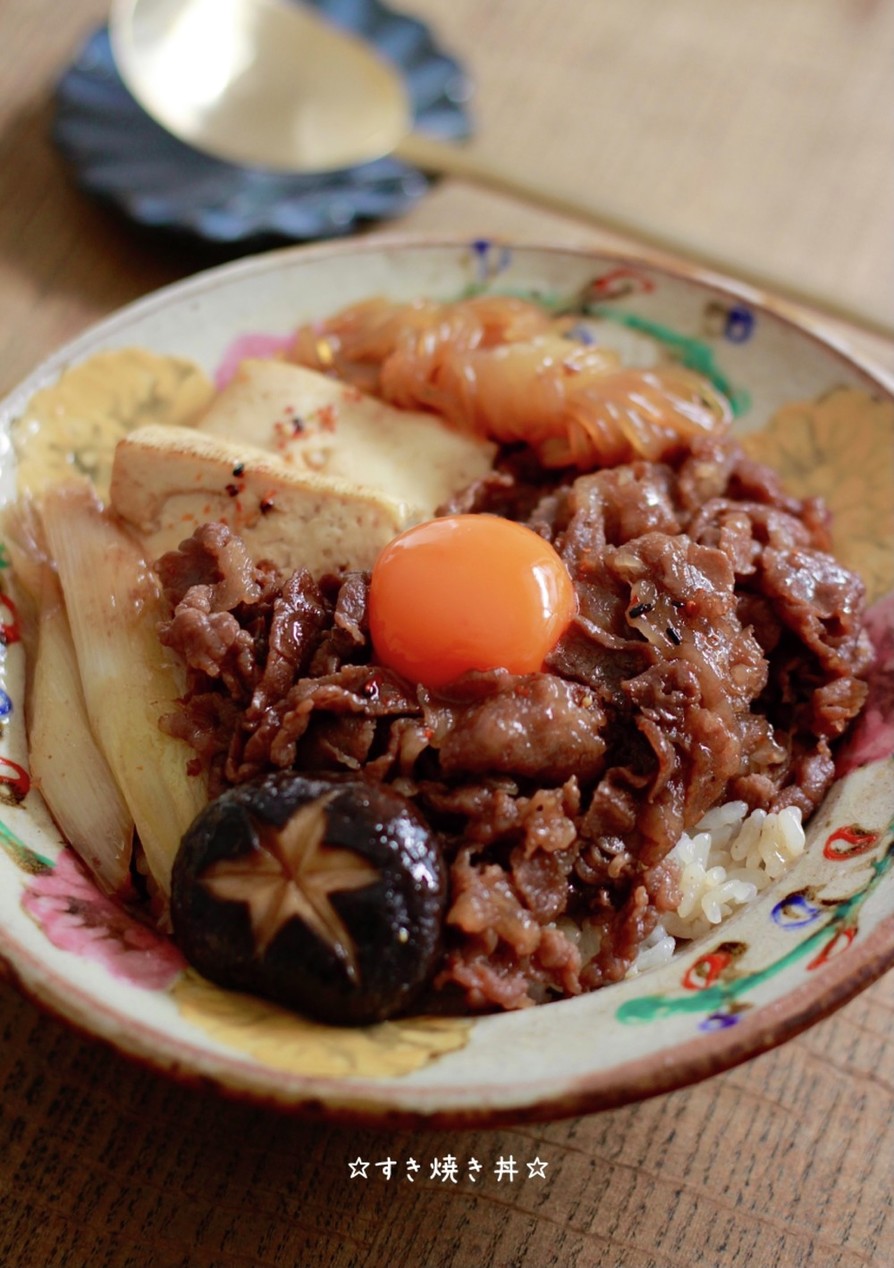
201;794;379;980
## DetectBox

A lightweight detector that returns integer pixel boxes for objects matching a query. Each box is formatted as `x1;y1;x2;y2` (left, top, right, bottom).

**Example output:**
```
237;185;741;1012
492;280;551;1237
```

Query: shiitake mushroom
170;772;447;1025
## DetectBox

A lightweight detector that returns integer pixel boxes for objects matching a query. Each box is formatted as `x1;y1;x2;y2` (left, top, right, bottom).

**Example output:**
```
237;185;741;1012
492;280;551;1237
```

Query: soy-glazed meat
157;427;871;1012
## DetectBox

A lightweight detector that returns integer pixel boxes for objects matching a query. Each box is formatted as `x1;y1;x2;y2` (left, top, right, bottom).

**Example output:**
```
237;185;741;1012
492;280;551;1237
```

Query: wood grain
1;2;893;1264
400;0;894;337
2;971;894;1267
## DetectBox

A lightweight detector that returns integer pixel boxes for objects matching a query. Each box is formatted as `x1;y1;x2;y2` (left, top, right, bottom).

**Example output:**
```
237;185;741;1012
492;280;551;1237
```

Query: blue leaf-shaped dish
53;0;472;244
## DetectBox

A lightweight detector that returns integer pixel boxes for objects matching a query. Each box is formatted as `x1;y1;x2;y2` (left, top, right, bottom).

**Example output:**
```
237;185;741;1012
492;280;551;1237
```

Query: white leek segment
2;498;135;893
0;496;45;659
29;564;135;894
40;480;207;896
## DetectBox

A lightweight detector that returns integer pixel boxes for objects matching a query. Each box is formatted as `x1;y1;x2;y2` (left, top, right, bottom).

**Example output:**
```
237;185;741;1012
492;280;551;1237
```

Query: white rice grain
660;802;805;943
561;800;806;980
626;922;676;976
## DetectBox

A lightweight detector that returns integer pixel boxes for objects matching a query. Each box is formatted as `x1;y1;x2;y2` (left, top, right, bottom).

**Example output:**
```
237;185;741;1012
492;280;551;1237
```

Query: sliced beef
157;434;872;1013
428;673;607;783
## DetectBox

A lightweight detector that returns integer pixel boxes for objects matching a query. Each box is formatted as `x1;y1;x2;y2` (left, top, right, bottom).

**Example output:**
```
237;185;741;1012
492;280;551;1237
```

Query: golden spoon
110;0;413;173
109;0;892;339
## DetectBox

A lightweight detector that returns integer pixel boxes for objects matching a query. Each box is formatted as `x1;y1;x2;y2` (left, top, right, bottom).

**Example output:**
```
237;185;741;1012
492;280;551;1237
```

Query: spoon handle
395;132;893;343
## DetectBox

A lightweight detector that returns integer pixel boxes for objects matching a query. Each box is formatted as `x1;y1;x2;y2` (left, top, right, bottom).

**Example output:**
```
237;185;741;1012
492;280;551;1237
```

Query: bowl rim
2;885;893;1128
3;233;892;406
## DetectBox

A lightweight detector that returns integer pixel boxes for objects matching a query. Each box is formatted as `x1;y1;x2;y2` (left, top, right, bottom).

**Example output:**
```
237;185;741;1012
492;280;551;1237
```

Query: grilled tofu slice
110;359;495;574
109;425;415;575
194;358;495;513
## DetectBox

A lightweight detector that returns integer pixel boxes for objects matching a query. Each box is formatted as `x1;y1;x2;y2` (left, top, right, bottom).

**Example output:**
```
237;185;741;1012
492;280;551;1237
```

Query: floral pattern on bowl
21;848;185;992
1;239;894;1126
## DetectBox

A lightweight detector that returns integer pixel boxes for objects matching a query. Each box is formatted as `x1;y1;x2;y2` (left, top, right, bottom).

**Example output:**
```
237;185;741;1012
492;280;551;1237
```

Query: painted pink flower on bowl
21;849;184;990
215;332;293;389
837;590;894;776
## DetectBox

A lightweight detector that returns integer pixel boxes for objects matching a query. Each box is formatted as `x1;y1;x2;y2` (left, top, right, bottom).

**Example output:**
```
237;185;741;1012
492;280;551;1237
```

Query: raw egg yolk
368;514;577;691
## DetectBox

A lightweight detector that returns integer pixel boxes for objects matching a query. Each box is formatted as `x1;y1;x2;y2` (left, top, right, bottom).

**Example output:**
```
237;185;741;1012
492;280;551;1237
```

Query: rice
626;801;806;975
630;924;679;974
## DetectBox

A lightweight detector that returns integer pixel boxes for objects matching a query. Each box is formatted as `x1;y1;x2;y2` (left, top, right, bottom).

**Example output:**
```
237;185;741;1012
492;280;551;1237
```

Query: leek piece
40;480;207;896
29;564;135;894
1;496;46;662
3;498;134;892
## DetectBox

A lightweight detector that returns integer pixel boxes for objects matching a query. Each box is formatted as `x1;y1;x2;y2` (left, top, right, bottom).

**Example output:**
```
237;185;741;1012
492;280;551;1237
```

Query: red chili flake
225;483;240;498
317;403;337;432
259;494;276;514
274;412;305;443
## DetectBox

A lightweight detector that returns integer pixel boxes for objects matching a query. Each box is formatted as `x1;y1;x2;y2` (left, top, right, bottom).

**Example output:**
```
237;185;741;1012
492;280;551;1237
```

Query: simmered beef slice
426;674;607;783
157;433;872;1011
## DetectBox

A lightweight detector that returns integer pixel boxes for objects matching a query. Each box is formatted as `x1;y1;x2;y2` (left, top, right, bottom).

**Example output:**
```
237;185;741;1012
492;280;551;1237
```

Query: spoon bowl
110;0;413;171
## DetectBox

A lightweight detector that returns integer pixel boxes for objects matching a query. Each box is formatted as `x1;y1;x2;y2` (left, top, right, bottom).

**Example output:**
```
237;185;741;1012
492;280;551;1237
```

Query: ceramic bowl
1;238;893;1126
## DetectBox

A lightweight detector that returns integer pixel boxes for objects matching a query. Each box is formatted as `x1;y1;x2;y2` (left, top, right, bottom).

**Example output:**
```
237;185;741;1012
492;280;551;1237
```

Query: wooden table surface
1;2;893;1265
